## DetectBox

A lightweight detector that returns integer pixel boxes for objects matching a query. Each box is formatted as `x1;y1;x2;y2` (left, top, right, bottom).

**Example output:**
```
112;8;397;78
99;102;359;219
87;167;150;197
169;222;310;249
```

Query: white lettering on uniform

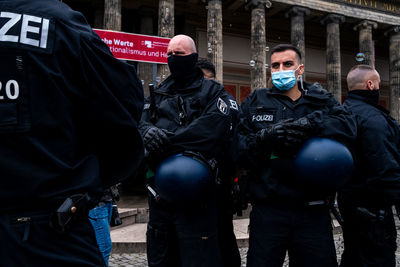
0;12;21;42
6;80;19;100
0;11;49;49
252;114;274;122
40;17;49;48
0;80;20;100
20;14;41;47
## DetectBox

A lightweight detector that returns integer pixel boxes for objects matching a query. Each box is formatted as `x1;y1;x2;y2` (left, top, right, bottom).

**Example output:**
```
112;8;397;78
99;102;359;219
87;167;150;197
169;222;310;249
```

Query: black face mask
351;90;380;105
167;53;198;81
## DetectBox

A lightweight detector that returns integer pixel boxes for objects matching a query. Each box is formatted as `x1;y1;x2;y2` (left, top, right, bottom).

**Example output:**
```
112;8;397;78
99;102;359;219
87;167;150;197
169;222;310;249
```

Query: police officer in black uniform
338;65;400;267
0;0;144;266
234;44;356;267
140;34;240;267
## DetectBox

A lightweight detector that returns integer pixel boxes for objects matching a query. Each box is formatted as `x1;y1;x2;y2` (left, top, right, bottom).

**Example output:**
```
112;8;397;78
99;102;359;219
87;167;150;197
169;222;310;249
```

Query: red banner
94;29;170;64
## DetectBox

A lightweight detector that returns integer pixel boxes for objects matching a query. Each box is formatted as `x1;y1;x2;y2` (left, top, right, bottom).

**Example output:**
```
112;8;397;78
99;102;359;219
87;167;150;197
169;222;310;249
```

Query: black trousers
0;210;105;267
338;193;397;267
247;201;338;267
146;195;224;267
216;189;241;267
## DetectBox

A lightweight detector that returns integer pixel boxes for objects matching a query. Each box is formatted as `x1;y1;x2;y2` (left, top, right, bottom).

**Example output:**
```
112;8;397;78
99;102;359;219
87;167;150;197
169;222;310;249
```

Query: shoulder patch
229;99;238;110
217;97;228;115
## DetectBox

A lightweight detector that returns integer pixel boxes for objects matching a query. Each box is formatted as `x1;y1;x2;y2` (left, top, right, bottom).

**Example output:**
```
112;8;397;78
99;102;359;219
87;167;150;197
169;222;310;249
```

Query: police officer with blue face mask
233;44;357;267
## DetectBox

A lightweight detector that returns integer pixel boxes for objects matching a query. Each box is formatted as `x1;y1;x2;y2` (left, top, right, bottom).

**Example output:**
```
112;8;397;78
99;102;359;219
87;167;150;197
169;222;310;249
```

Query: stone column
139;12;155;97
285;6;310;80
353;20;378;67
207;0;223;83
246;0;271;91
104;0;121;31
321;14;345;102
385;26;400;122
157;0;174;84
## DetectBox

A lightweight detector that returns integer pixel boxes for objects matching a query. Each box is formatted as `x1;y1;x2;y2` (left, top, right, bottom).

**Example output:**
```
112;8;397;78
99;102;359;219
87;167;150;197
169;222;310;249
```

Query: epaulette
307;82;328;95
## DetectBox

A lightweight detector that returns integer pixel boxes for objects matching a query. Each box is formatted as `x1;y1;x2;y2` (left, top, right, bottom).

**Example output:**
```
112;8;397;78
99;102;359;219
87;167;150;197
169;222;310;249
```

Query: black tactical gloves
282;117;316;148
143;127;173;154
256;117;316;152
285;117;315;135
256;118;293;146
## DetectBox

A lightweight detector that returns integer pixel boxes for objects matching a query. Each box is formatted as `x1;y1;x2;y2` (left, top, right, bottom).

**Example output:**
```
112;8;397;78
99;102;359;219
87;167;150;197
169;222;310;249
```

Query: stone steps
111;218;250;253
112;207;149;230
111;199;342;253
114;203;251;228
111;209;341;253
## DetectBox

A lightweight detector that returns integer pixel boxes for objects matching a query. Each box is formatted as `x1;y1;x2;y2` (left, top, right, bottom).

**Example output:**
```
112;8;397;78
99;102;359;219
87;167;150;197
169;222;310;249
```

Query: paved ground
109;234;342;267
109;221;400;267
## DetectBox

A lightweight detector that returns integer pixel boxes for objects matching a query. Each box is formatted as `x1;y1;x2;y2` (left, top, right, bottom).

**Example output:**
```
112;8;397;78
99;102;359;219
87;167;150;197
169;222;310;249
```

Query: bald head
347;65;381;91
167;35;197;57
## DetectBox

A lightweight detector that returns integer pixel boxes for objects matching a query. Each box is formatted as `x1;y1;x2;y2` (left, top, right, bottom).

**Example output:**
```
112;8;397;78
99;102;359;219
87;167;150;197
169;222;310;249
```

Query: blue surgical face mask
272;65;302;91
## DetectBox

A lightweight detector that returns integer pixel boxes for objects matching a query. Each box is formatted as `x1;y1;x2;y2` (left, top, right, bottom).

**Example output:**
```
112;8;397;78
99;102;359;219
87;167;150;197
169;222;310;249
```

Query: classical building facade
64;0;400;120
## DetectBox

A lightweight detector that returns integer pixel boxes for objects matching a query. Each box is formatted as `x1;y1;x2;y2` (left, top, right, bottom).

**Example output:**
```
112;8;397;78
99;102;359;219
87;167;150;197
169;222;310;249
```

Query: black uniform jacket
342;91;400;205
234;82;357;202
139;69;238;174
0;0;144;212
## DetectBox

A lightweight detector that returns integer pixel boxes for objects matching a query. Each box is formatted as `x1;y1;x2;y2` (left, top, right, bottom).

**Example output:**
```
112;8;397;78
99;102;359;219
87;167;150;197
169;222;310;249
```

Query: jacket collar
347;90;389;114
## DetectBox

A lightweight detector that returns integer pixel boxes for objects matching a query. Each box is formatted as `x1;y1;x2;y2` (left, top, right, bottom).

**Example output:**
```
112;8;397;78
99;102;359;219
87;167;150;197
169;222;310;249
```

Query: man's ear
366;80;374;91
298;64;305;75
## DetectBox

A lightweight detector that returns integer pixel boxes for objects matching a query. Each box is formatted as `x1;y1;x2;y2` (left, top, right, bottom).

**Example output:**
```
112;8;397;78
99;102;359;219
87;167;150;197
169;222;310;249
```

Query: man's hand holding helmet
143;127;173;154
256;117;316;152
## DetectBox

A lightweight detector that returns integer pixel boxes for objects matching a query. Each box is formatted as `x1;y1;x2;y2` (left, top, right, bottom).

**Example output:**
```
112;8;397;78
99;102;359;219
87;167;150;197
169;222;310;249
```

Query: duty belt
49;193;92;233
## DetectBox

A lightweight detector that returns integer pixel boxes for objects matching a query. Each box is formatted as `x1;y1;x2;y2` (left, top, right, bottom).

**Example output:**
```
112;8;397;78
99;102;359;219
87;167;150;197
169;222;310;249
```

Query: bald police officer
339;65;400;267
140;35;239;267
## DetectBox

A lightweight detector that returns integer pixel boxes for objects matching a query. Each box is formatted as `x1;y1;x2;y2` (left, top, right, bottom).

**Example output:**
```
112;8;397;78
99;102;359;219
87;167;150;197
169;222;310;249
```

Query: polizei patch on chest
252;114;274;122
